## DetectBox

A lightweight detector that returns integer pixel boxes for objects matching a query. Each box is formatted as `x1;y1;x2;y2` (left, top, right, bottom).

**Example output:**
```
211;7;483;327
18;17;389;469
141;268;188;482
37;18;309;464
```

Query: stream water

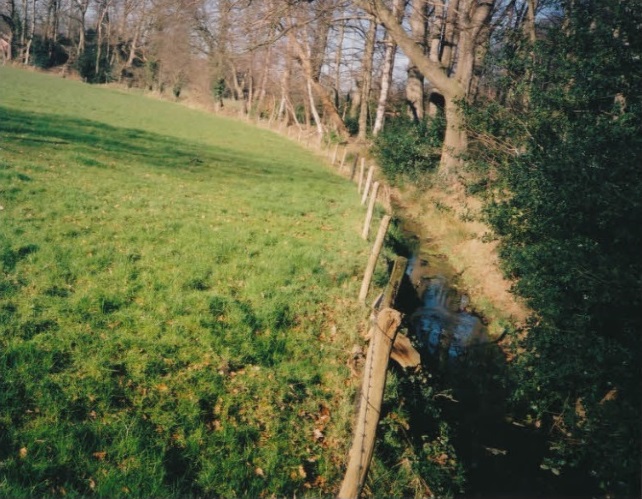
394;222;595;497
410;272;488;361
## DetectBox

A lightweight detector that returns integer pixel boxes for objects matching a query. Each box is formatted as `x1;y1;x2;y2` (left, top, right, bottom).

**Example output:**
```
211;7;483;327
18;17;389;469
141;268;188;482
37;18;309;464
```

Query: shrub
373;115;445;184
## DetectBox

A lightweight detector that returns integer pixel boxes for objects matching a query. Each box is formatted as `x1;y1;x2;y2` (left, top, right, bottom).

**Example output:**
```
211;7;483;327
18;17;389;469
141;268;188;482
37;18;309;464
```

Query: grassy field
0;66;376;497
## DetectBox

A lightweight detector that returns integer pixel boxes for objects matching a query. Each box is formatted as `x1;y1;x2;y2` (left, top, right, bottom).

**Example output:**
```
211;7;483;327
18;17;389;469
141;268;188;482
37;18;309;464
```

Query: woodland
1;0;641;497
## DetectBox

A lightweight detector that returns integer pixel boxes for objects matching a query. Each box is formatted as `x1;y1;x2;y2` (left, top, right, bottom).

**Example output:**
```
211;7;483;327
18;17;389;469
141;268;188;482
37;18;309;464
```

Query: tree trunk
349;83;361;119
307;79;324;135
358;15;376;140
427;0;445;117
453;0;494;97
23;0;36;65
279;39;292;124
372;39;396;136
373;0;404;136
406;0;427;121
20;0;27;54
289;31;348;138
75;0;89;55
358;0;494;177
95;3;109;77
440;0;460;74
256;45;271;113
441;95;467;175
334;21;345;108
126;23;139;67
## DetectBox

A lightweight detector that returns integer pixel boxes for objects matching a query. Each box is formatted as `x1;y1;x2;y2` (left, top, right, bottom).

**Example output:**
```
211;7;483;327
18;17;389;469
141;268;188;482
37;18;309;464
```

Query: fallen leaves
600;388;617;404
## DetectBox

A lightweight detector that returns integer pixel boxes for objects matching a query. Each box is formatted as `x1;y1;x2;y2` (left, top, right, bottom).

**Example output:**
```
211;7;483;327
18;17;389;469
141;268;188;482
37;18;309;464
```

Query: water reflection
411;276;487;360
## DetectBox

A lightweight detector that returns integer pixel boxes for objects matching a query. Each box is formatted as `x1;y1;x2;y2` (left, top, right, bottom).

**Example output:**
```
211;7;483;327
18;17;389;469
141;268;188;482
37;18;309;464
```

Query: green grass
0;67;371;497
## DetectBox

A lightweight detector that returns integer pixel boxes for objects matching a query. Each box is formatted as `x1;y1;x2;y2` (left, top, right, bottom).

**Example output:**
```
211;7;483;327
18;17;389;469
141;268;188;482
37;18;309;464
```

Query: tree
372;0;403;136
357;13;376;139
283;1;349;137
356;0;495;177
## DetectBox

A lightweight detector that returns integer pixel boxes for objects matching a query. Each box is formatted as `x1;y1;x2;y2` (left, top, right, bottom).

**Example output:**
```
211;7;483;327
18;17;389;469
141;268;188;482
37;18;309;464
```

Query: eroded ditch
388;218;589;497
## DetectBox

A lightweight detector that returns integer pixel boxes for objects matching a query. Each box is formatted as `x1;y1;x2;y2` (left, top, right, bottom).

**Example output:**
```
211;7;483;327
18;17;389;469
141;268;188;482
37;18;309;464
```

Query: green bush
464;2;642;495
31;36;69;69
76;42;113;84
344;115;359;136
373;115;444;184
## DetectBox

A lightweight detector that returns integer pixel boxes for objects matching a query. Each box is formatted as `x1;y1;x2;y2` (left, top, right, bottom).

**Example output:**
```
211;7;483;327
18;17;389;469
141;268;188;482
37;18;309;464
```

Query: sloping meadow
0;67;368;497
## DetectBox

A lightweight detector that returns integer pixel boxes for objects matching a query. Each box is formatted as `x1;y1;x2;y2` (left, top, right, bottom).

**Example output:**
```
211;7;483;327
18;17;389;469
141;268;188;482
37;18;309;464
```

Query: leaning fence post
362;182;380;240
358;158;365;193
361;166;375;205
359;214;391;303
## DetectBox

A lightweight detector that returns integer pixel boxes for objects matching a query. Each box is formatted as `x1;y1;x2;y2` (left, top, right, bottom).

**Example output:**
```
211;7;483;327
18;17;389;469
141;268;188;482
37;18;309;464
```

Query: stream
393;221;594;497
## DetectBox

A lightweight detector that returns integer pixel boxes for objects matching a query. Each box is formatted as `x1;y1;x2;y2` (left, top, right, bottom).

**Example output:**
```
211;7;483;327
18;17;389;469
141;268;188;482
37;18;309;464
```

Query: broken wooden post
362;182;381;240
390;334;421;368
368;257;422;369
359;213;390;303
337;307;402;499
361;166;375;205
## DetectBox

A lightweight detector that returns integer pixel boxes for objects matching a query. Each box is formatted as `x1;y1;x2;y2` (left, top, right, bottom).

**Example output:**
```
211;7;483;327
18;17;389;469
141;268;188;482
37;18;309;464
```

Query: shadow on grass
0;105;334;183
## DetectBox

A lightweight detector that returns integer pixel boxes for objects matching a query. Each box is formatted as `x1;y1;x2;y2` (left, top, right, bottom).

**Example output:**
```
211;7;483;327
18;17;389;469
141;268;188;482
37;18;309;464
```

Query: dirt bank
390;184;529;338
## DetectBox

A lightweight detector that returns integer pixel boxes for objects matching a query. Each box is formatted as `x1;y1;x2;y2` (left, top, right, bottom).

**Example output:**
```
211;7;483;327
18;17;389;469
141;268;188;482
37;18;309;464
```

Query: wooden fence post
361;166;375;205
337;307;401;499
358;159;365;194
332;144;339;165
350;154;359;181
362;182;380;240
367;257;421;369
339;147;348;171
359;213;390;303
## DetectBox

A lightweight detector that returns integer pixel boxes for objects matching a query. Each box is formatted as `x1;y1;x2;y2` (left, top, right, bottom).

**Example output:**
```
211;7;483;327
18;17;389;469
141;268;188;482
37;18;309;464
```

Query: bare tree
73;0;89;54
357;13;376;140
372;0;403;136
282;2;348;137
22;0;36;64
356;0;495;176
